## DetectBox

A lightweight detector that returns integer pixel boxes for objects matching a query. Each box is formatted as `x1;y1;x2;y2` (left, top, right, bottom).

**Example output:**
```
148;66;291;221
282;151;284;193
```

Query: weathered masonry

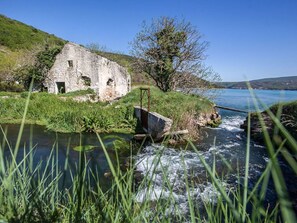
44;42;131;101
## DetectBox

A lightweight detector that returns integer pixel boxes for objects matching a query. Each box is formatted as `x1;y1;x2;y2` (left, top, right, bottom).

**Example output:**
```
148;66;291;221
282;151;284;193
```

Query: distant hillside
0;15;65;50
217;76;297;90
0;14;66;91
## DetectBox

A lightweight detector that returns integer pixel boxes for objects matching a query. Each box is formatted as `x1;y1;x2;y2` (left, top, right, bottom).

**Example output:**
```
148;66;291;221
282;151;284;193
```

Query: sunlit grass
0;86;216;139
0;84;296;222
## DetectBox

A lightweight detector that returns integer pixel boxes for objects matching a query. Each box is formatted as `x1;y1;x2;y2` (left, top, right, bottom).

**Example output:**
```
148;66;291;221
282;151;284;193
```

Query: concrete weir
134;106;173;139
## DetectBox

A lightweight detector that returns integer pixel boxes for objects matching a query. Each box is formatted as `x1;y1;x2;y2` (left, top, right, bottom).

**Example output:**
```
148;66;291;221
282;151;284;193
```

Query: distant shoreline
216;75;297;91
215;87;297;91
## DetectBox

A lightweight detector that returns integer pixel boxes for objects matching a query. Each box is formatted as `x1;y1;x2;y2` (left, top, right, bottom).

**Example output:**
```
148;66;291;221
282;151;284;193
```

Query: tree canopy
131;17;219;92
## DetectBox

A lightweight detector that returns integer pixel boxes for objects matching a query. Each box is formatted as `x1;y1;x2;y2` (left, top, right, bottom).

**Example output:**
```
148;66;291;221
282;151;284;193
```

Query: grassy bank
0;108;296;222
0;85;296;222
0;87;215;137
242;100;297;145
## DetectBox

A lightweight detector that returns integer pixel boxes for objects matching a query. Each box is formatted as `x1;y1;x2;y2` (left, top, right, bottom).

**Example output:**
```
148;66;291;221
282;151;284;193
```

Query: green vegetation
242;100;297;144
0;87;214;137
62;88;97;97
0;15;64;50
73;145;96;152
18;46;63;89
0;89;296;222
131;17;216;92
0;14;66;91
267;101;297;141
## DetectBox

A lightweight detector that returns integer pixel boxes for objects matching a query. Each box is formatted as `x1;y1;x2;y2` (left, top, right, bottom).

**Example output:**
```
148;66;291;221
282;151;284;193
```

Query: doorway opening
56;82;66;93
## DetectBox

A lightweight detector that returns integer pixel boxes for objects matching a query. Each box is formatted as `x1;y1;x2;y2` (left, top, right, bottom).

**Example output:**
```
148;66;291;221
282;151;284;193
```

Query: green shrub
47;110;85;132
63;88;96;97
0;81;24;92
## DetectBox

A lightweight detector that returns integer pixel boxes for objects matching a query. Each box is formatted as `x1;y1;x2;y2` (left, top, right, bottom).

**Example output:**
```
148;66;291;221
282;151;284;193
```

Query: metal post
140;87;150;110
139;87;151;130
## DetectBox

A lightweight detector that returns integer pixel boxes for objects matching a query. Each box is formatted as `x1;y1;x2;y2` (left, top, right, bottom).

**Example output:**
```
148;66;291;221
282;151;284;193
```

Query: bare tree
131;17;220;92
85;43;107;53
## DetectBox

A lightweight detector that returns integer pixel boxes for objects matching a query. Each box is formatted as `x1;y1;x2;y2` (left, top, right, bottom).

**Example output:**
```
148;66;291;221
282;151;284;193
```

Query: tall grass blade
95;132;131;220
13;80;33;159
188;141;241;222
248;84;297;223
242;111;251;222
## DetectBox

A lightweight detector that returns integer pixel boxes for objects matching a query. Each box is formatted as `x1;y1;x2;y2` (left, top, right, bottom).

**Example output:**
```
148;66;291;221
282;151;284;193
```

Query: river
1;89;297;217
134;89;297;216
0;124;133;189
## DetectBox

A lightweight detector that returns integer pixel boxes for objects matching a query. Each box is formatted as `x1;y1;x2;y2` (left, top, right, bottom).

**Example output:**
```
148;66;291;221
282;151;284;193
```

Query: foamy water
133;89;297;217
134;144;223;216
217;115;245;132
133;114;268;218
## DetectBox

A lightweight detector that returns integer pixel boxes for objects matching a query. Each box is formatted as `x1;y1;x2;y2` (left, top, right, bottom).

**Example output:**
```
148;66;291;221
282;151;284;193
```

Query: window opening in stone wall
81;76;91;86
107;78;114;86
56;82;66;94
67;60;73;67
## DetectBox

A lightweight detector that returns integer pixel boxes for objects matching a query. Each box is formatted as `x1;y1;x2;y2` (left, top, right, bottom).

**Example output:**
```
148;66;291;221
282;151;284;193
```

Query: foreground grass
0;87;215;137
242;99;297;146
0;87;296;222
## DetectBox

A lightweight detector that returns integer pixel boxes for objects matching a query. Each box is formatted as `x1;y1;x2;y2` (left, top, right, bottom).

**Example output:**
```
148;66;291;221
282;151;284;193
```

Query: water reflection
0;124;132;190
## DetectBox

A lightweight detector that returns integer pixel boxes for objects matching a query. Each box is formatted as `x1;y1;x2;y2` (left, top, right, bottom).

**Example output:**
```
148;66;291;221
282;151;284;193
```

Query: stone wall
45;42;131;101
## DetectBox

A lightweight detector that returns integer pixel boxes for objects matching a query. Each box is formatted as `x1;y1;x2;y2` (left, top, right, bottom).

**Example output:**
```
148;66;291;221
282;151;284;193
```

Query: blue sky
0;0;296;81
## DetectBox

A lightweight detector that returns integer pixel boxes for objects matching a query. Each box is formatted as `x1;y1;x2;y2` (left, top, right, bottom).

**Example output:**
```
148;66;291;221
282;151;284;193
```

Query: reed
0;86;296;222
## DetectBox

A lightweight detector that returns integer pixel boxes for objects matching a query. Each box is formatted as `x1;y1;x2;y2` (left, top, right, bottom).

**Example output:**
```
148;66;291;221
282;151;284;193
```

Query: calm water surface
0;124;132;189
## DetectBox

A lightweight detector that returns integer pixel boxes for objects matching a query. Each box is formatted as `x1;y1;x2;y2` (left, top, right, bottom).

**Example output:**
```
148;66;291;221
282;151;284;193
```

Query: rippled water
0;124;132;190
134;89;297;216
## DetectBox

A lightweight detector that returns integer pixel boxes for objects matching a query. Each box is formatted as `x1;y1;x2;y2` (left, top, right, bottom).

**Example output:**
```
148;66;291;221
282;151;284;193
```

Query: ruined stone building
44;42;131;101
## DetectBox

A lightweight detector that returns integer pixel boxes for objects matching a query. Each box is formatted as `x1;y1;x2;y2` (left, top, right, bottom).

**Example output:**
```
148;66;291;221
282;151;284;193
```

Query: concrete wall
45;42;131;101
134;106;173;138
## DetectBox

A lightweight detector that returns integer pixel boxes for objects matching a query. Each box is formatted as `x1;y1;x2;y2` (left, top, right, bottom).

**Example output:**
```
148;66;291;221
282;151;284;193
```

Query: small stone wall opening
56;82;66;93
127;79;130;92
107;78;114;86
67;60;73;67
81;76;91;86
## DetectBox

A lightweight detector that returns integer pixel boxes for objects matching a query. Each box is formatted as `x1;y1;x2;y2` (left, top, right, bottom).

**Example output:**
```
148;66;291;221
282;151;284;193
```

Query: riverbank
1;89;297;222
0;87;220;139
241;100;297;148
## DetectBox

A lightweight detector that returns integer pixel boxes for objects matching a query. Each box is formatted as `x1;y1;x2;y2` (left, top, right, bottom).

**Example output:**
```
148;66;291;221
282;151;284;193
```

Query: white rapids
133;114;268;218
